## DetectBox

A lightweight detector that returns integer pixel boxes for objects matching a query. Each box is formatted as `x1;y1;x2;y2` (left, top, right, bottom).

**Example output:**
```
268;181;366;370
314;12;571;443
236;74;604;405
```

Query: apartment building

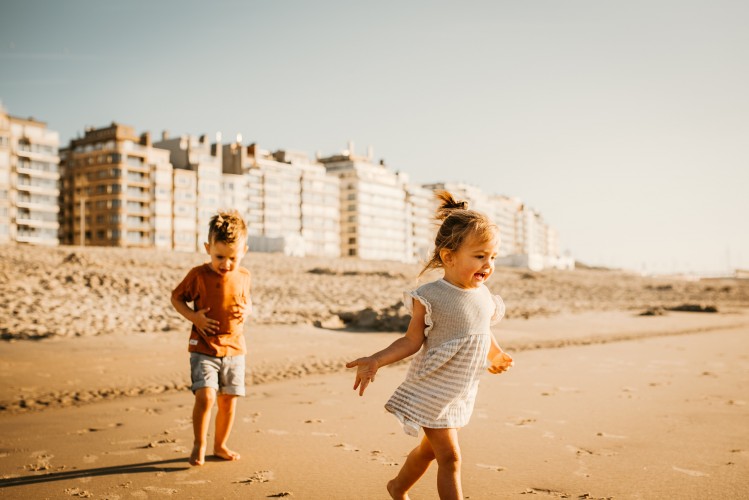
404;183;433;263
490;194;523;257
223;140;340;257
154;133;221;249
0;104;61;245
59;123;173;248
320;144;409;261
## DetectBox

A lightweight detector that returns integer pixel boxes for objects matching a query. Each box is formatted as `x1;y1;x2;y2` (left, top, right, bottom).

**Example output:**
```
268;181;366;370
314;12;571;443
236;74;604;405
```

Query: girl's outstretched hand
488;351;514;374
345;357;379;396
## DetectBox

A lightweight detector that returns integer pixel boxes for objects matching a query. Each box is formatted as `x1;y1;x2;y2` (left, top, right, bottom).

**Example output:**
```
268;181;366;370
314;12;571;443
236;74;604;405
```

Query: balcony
16;228;59;245
125;188;150;201
16;196;59;211
16;177;60;197
16;160;60;178
16;217;60;230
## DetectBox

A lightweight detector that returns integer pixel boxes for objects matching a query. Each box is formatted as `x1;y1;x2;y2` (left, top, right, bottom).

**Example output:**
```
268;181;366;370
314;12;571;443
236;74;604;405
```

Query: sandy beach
1;245;748;499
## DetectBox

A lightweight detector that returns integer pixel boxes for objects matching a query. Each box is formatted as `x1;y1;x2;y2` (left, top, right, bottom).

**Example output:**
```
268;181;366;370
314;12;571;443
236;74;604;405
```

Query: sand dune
2;244;747;340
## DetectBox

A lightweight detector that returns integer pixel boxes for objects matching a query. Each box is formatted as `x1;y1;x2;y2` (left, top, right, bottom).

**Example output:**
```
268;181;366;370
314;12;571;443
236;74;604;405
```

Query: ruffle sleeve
403;290;434;337
491;294;506;325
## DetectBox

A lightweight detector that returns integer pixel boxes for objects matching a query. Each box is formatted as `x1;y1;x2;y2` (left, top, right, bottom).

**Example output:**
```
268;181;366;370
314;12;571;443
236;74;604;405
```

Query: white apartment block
221;171;249;228
490;194;523;257
172;168;198;251
422;182;571;271
0;103;60;245
223;141;339;257
150;147;173;249
276;150;340;258
404;183;433;263
154;133;221;249
320;144;409;261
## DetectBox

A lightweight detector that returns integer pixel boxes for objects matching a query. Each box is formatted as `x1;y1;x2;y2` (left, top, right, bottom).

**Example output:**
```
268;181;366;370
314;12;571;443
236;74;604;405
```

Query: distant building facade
0;103;61;245
59;123;173;248
3;101;569;270
320;144;410;261
154;132;222;250
223;140;340;257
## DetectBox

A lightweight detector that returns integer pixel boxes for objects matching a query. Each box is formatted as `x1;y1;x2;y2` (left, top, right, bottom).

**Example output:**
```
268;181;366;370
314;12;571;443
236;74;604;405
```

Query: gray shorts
189;352;246;396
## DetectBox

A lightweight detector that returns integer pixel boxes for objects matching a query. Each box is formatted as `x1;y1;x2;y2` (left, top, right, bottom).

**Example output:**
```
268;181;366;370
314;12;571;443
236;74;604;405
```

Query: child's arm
170;295;219;335
487;333;514;374
345;299;427;396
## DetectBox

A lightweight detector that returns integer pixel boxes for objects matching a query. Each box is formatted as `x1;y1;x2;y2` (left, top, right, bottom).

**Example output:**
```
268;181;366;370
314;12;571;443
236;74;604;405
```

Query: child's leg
214;393;240;460
423;427;462;500
387;434;435;500
191;387;216;466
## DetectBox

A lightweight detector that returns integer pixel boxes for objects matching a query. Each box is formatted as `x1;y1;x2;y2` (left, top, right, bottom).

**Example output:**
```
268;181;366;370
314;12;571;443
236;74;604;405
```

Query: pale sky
1;0;747;275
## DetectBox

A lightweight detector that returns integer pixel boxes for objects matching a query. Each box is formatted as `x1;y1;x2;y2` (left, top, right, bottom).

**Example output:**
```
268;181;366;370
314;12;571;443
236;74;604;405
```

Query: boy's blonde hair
419;191;498;276
208;210;247;245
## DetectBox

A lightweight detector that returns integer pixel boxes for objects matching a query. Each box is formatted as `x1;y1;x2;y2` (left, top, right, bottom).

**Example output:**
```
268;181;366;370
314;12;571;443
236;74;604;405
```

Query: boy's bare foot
387;479;410;500
189;444;206;466
214;446;241;461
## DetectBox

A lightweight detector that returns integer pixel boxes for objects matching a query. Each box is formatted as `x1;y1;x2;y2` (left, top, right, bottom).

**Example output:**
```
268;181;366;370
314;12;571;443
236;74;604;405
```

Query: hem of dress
385;404;467;437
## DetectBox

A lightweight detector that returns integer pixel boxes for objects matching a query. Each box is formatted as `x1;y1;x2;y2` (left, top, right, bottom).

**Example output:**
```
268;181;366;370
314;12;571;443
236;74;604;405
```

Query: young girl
346;191;514;500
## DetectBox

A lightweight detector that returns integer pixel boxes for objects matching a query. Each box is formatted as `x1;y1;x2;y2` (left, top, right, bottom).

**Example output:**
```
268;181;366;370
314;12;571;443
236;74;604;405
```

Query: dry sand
1;244;748;499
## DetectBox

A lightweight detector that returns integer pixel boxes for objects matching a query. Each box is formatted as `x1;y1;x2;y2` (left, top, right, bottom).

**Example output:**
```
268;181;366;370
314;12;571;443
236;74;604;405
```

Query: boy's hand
488;351;514;374
345;357;379;396
193;307;219;335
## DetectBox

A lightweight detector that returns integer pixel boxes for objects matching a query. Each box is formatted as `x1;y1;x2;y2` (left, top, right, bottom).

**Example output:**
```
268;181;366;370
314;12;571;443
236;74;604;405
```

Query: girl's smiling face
441;231;499;289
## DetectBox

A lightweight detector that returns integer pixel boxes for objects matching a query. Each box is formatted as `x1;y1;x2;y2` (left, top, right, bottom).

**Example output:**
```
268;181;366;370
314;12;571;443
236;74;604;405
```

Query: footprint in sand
507;418;536;427
476;463;505;472
672;465;708;477
566;445;593;456
370;450;399;466
64;487;93;497
234;470;275;484
335;443;360;452
143;486;179;495
596;432;627;439
242;412;262;424
520;487;571;496
265;429;290;436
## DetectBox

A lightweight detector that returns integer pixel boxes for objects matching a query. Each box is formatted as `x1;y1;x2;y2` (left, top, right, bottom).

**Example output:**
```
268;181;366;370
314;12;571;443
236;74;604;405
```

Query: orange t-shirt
172;263;251;357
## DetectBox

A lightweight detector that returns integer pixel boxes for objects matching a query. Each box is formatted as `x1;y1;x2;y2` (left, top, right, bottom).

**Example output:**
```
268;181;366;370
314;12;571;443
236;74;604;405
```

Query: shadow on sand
0;458;190;488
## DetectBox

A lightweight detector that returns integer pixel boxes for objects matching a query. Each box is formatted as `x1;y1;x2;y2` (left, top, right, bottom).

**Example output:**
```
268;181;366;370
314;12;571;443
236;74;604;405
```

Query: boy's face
204;239;247;276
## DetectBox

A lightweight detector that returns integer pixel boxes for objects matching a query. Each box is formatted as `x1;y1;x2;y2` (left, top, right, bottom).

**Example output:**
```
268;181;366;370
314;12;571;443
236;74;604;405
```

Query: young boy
171;210;252;466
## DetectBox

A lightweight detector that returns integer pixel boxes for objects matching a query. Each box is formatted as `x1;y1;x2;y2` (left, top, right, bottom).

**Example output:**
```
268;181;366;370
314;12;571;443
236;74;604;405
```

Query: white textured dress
385;278;505;436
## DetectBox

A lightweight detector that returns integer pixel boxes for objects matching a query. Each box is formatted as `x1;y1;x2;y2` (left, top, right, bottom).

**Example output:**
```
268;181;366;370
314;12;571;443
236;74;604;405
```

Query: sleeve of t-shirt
172;267;200;303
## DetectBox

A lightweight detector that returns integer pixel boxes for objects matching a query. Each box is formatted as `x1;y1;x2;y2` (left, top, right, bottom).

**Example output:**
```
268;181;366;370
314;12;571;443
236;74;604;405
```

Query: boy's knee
195;388;216;407
217;394;237;409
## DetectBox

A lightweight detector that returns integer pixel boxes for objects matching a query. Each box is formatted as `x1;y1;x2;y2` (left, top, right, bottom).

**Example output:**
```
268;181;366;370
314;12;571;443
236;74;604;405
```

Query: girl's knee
435;447;462;469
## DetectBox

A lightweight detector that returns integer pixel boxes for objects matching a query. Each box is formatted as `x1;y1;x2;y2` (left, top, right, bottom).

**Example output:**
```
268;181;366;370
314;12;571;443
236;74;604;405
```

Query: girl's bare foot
214;446;240;461
189;444;206;466
387;479;410;500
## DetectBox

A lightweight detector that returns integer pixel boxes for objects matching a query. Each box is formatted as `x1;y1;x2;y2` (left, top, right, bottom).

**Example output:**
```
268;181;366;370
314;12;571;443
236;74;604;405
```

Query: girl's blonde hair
208;210;247;245
419;191;498;276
